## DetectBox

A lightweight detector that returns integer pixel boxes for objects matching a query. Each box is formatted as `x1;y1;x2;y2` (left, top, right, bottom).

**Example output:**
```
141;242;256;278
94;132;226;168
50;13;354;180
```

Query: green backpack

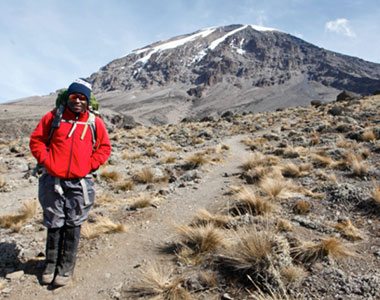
48;89;99;146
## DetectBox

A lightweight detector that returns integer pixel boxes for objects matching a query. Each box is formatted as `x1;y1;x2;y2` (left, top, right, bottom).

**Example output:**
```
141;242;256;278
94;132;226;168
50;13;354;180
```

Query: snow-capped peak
134;27;216;64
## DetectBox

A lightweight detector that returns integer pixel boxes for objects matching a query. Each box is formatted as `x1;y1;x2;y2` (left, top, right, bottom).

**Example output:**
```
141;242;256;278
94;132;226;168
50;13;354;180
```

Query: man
30;79;111;286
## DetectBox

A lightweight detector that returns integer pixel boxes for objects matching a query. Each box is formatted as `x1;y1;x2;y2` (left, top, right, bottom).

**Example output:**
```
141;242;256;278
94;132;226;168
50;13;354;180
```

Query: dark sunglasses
68;93;87;101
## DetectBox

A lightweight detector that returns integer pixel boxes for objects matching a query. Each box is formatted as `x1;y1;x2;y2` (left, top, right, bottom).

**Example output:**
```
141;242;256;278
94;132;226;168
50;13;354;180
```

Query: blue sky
1;0;379;103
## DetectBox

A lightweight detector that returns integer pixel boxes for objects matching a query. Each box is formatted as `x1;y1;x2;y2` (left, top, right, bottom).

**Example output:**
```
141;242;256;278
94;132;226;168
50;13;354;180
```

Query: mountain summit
89;24;380;124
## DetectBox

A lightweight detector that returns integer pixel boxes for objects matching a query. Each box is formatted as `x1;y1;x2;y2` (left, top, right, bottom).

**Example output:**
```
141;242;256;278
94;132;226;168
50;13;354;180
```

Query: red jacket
30;108;111;179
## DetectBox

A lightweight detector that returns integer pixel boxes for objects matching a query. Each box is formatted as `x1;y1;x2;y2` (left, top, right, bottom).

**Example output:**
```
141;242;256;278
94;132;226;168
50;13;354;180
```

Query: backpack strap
47;105;65;146
61;112;97;147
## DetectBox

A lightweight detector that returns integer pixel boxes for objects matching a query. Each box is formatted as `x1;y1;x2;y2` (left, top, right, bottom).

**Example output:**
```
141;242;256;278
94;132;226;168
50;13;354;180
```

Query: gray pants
38;173;95;228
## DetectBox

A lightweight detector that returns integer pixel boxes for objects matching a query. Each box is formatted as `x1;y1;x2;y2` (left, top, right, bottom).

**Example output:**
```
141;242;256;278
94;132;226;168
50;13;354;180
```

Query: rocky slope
87;24;380;124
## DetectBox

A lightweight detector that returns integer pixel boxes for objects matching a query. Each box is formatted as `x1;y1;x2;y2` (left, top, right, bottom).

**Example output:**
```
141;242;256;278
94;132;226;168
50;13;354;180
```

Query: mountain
87;24;380;124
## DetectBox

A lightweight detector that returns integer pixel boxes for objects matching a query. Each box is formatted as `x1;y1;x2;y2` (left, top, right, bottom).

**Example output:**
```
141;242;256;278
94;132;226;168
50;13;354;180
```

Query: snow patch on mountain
134;27;216;64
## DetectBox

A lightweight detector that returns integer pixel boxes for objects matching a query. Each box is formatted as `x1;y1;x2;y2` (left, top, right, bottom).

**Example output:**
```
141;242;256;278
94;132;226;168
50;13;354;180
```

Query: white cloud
325;18;356;37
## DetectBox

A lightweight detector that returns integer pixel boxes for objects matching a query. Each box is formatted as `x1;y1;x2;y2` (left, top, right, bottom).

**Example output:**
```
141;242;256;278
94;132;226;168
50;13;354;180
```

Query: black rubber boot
41;228;62;285
54;226;81;287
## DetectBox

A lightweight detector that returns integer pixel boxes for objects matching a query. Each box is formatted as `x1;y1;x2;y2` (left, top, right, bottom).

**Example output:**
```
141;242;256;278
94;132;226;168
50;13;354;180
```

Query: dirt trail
13;134;249;300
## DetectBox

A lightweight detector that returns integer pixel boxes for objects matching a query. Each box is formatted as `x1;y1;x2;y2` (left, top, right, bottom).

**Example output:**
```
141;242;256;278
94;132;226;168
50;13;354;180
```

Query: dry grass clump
362;128;376;142
232;187;276;216
126;193;161;210
191;209;235;228
241;152;279;171
311;153;335;168
259;177;288;200
291;237;353;264
100;170;121;182
336;136;357;149
216;227;291;291
82;216;127;239
292;200;312;215
132;167;159;184
309;132;320;146
276;219;293;232
128;264;193;300
0;200;38;232
280;265;307;286
315;170;337;183
115;179;135;191
160;142;181;152
122;150;143;160
161;155;177;164
372;184;380;205
343;152;369;177
334;219;363;241
94;192;116;207
280;163;311;178
176;224;225;264
183;152;209;169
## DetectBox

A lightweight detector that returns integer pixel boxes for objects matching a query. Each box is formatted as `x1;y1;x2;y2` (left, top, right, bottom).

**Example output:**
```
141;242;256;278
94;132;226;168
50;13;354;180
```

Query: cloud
325;18;356;37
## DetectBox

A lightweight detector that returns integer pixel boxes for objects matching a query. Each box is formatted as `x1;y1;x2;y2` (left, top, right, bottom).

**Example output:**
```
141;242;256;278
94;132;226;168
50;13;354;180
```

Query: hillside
0;94;379;299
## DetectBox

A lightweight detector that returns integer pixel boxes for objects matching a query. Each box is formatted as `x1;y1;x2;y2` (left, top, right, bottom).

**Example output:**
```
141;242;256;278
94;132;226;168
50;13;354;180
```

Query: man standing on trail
29;79;111;286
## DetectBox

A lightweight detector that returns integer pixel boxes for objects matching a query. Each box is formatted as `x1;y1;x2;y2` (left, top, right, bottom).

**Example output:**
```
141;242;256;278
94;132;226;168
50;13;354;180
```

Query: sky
1;0;379;103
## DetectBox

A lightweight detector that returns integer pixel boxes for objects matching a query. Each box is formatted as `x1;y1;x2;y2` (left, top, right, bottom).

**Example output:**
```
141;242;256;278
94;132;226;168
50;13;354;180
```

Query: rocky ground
0;94;379;299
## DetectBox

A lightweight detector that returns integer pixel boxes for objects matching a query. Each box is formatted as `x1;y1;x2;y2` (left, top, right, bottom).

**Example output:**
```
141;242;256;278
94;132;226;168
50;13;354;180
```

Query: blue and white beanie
67;78;92;103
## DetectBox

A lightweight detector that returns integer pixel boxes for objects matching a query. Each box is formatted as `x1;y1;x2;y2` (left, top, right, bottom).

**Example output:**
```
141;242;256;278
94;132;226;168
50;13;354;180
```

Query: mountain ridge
3;24;380;127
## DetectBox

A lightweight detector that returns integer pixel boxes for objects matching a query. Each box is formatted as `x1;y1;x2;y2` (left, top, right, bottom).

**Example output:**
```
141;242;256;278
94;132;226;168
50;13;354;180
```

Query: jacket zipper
66;115;79;178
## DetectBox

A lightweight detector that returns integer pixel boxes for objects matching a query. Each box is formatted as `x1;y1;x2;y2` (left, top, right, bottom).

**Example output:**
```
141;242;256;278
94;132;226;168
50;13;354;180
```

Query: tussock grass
215;227;290;291
191;209;234;228
115;179;135;191
94;192;115;207
280;265;307;286
82;216;127;239
259;177;288;200
0;200;38;232
241;152;279;171
232;187;275;215
293;200;312;215
183;152;209;169
100;170;121;182
126;193;161;210
372;184;380;205
291;237;353;264
160;142;181;152
315;170;338;183
217;229;273;274
241;137;268;148
334;219;363;241
176;224;225;264
161;155;177;164
276;219;293;232
122;150;143;160
362;128;376;142
280;163;311;178
311;154;335;168
132;167;156;184
128;264;193;300
344;152;369;177
145;147;157;157
336;135;356;149
309;132;320;146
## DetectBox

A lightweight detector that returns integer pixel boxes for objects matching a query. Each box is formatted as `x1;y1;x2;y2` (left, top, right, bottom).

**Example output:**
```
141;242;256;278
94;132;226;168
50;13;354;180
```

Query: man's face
68;93;87;113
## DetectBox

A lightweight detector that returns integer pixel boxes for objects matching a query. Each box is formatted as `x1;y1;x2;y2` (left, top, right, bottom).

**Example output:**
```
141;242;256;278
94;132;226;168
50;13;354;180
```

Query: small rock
5;270;24;280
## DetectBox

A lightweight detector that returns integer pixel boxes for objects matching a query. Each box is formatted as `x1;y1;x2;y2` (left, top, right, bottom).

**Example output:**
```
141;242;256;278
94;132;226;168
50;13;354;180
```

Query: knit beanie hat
67;78;92;103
